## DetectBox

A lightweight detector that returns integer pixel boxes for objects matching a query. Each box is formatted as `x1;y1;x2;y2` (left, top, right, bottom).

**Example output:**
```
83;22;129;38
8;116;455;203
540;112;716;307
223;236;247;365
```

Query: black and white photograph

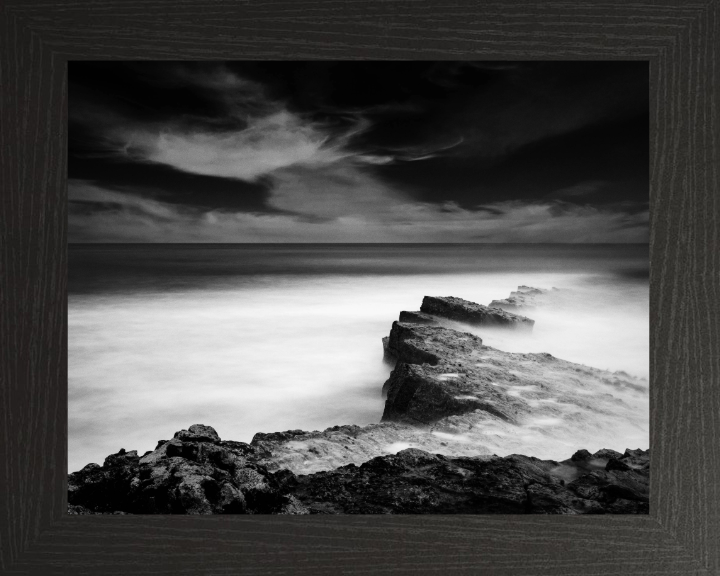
67;61;650;515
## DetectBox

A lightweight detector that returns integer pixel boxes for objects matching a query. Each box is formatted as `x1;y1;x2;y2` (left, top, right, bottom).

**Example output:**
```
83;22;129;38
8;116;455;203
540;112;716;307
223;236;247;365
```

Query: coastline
68;288;649;515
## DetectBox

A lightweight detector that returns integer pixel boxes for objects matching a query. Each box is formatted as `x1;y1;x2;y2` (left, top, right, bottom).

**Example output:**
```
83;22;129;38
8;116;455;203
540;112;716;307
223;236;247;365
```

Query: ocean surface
68;244;649;473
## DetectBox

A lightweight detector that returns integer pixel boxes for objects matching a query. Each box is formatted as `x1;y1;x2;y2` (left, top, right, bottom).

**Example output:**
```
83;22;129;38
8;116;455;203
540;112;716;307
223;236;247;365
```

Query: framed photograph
2;1;718;574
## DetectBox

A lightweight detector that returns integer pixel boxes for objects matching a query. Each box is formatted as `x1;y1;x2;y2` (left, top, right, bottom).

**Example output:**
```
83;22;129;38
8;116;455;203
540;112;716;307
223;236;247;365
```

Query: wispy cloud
116;110;353;180
70;180;648;243
69;62;649;243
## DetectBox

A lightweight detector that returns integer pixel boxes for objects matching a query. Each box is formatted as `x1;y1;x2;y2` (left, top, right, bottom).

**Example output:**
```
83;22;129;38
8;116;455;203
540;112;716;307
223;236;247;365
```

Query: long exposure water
69;244;649;472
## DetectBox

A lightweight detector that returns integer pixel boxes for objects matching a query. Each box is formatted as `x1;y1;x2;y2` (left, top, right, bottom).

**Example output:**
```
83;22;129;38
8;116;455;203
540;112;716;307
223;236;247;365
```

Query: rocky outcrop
420;296;534;330
67;424;309;515
398;310;437;324
382;321;480;367
376;322;648;458
489;285;558;311
282;447;649;514
249;422;482;474
241;320;647;477
67;424;648;515
68;294;649;515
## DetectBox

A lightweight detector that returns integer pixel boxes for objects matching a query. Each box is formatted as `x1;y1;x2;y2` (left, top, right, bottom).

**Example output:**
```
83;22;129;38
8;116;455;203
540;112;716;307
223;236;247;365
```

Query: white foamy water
69;245;648;472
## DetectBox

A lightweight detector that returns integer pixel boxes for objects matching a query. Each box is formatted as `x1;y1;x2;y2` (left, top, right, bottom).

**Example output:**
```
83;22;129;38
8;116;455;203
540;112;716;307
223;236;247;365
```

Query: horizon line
67;242;650;246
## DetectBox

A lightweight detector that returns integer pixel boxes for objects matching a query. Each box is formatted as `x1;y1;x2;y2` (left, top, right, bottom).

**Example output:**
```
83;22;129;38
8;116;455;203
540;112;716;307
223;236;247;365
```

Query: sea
68;244;649;473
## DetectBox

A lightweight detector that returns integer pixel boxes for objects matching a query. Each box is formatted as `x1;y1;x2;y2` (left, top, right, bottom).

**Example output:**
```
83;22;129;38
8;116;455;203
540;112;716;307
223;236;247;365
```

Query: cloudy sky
68;61;648;243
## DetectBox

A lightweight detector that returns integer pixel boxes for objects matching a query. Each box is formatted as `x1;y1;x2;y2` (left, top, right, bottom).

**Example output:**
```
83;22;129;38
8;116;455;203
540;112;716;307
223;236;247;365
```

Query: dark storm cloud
68;61;649;242
69;62;260;130
374;112;649;209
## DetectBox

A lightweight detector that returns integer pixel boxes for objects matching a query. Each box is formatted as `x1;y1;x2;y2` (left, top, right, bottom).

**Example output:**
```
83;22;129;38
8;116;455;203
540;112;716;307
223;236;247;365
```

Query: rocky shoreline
68;289;649;515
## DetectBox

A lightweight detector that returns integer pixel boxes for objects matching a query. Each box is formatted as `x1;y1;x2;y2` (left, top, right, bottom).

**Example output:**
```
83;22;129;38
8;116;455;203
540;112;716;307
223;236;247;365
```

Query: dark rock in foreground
68;424;308;515
421;296;534;330
68;423;648;515
285;447;649;514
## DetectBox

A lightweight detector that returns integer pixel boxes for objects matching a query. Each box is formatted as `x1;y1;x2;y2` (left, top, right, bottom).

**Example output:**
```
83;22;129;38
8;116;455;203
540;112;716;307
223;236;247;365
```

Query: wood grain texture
0;1;718;574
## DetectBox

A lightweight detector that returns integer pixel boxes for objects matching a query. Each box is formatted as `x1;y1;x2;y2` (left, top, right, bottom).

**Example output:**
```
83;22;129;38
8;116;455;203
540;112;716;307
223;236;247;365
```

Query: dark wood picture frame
1;1;718;574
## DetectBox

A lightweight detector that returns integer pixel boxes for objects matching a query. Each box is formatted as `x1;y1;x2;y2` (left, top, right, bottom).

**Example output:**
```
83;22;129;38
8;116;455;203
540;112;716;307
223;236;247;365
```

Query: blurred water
68;244;648;472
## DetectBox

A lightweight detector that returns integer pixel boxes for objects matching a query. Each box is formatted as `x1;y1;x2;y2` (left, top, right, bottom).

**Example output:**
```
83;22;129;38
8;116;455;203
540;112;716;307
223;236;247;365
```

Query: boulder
571;449;593;462
173;424;221;444
67;450;140;513
421;296;534;330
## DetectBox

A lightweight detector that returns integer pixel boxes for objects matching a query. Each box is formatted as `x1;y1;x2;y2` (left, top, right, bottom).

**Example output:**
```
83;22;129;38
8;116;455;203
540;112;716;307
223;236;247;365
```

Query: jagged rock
489;285;554;311
606;458;631;472
67;425;310;515
67;454;140;513
68;427;648;515
382;321;480;367
173;423;221;443
619;448;650;471
252;429;309;446
488;297;523;310
252;322;648;477
398;311;437;325
420;296;534;330
103;448;140;467
571;449;593;461
379;321;649;458
68;438;649;515
593;448;624;460
282;447;648;514
381;336;393;363
382;361;518;424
